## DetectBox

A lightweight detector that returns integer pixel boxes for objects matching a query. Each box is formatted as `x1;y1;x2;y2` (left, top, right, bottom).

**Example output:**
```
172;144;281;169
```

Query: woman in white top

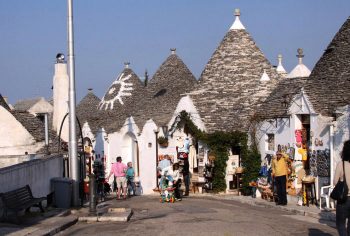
334;140;350;236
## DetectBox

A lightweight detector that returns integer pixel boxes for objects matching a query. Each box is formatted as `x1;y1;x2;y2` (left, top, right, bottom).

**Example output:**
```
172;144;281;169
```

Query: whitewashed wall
0;106;45;155
137;120;158;194
257;95;350;192
333;105;350;165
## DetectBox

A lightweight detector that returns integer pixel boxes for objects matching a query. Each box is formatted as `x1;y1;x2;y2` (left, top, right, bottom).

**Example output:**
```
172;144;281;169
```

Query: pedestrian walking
108;156;127;200
334;140;350;236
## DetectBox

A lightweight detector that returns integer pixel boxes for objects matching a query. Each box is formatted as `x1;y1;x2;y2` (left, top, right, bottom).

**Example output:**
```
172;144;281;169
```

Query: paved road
58;195;337;236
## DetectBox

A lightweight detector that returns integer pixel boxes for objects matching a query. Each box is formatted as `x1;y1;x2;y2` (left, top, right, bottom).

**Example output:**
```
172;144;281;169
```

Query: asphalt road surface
58;195;337;236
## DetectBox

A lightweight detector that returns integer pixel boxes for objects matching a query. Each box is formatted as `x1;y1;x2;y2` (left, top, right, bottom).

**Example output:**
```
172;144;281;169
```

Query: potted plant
157;136;169;147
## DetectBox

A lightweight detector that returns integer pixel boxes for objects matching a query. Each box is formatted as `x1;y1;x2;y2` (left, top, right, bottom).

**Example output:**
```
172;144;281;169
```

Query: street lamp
67;0;79;206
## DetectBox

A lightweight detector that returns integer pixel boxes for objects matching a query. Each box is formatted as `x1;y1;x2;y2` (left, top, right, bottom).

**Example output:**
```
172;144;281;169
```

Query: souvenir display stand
203;163;214;192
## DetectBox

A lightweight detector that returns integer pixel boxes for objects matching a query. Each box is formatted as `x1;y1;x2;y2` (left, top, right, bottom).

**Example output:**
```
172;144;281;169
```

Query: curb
33;215;78;236
78;208;133;222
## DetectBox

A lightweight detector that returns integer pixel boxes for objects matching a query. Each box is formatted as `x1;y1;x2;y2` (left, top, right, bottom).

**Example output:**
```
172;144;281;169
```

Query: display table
191;181;206;193
302;180;317;207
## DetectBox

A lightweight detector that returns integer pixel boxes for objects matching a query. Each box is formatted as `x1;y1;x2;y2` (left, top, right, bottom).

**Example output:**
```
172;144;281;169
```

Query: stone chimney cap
56;53;65;63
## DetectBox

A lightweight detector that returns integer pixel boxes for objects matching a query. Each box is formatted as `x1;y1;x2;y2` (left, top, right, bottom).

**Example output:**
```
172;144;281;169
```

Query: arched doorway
121;132;139;176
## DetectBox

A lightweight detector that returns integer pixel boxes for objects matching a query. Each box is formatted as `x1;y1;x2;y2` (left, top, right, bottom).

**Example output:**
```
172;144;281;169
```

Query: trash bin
51;177;73;208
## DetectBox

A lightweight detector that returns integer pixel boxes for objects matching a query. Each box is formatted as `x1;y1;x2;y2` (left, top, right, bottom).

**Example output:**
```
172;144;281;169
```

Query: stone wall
0;155;63;197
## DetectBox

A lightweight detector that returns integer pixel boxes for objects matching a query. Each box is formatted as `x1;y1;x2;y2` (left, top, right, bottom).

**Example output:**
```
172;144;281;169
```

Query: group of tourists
157;155;190;201
107;156;136;200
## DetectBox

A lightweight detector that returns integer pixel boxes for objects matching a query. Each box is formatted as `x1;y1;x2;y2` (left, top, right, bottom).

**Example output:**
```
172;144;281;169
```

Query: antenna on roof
124;62;130;68
170;48;176;55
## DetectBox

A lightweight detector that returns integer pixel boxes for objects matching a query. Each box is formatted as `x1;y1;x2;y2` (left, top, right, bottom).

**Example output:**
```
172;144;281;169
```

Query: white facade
0;106;44;155
257;91;350;193
81;95;208;194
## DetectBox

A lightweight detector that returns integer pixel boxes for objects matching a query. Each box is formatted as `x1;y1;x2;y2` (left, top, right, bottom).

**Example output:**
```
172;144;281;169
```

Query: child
126;162;136;196
160;163;182;200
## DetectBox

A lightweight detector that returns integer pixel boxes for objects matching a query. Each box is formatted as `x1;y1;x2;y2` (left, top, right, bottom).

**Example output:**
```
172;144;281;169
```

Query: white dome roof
286;48;311;78
286;64;311;78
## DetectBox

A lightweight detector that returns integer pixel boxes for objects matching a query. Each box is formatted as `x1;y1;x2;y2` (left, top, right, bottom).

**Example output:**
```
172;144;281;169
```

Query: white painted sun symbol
99;72;133;110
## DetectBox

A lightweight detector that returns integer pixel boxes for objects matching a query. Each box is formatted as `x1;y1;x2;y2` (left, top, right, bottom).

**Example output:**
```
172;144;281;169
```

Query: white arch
121;132;139;176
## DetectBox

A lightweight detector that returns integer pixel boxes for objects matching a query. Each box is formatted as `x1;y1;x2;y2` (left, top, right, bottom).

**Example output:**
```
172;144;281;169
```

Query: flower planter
159;142;169;148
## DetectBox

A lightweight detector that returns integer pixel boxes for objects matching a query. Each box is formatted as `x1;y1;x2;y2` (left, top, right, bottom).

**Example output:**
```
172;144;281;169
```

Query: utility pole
67;0;79;206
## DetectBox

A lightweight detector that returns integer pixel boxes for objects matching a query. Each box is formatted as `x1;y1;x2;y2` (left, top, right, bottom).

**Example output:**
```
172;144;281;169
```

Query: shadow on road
308;228;333;236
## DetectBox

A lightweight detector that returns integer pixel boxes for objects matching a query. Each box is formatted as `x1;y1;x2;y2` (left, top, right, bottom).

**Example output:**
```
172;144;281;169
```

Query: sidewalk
198;193;336;223
0;193;336;236
0;208;77;236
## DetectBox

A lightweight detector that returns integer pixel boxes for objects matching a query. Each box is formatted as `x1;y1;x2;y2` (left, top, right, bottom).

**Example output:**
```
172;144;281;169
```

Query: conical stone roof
99;66;145;111
139;49;197;126
76;89;101;134
258;16;350;119
305;16;350;116
190;10;280;133
98;66;146;133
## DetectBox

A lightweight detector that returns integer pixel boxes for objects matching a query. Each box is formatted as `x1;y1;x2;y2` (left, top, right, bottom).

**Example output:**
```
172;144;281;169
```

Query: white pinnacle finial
297;48;304;65
260;70;270;81
286;48;311;78
230;8;245;30
124;62;130;68
276;54;287;76
170;48;176;55
235;9;240;16
278;54;282;64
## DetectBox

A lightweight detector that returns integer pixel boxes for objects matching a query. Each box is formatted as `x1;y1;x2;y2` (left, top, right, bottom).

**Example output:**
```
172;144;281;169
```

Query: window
267;134;275;151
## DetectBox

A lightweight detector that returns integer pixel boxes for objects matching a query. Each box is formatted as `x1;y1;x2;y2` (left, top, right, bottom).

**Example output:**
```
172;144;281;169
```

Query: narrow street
58;195;337;236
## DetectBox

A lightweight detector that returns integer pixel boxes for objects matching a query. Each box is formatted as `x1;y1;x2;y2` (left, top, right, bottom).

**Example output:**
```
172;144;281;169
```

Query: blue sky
0;0;349;104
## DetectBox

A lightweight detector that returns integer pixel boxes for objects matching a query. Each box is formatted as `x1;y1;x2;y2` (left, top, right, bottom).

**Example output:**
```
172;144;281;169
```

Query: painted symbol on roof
99;73;133;110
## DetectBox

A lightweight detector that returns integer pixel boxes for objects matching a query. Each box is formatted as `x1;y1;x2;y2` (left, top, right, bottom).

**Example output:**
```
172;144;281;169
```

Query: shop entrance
298;114;311;170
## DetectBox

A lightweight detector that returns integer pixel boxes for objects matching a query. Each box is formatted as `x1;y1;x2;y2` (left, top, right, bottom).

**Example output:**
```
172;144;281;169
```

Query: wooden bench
0;185;46;222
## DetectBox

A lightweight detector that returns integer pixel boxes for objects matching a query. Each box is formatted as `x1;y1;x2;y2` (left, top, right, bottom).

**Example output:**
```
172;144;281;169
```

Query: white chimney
52;53;69;142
